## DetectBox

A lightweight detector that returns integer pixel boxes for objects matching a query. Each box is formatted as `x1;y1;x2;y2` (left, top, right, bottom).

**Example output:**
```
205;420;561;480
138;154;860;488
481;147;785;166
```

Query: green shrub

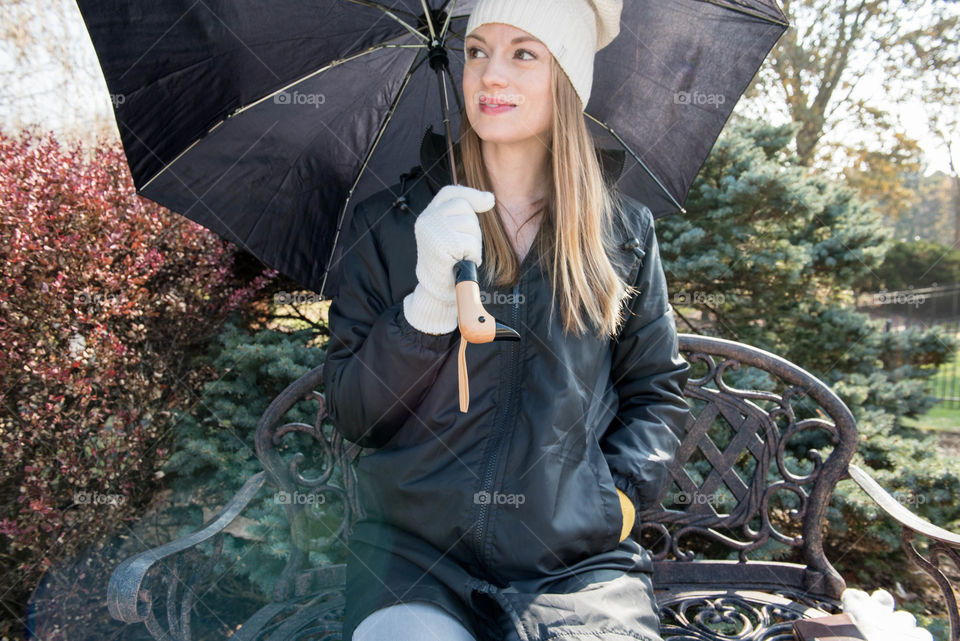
853;238;960;292
161;317;341;598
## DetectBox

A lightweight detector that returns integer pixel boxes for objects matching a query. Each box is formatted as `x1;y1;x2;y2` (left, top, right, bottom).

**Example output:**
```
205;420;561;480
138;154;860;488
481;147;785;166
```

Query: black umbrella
77;0;787;411
76;0;787;303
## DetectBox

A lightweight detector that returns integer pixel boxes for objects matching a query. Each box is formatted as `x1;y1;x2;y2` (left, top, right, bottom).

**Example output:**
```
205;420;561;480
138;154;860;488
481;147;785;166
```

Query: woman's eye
465;46;534;61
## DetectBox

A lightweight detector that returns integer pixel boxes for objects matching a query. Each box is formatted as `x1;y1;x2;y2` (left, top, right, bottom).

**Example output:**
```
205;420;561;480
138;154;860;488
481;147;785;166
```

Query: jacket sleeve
601;209;691;515
322;198;461;449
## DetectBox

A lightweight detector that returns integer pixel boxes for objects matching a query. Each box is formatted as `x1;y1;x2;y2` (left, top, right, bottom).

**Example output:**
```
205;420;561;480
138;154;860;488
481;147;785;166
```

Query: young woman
322;1;691;640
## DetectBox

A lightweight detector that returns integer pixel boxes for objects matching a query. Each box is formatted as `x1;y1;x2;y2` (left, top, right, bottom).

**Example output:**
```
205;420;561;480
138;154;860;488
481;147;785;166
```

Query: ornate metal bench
107;334;960;641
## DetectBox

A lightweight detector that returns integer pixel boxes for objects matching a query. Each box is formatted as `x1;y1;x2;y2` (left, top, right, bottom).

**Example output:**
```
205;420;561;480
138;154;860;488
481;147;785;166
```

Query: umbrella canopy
76;0;787;301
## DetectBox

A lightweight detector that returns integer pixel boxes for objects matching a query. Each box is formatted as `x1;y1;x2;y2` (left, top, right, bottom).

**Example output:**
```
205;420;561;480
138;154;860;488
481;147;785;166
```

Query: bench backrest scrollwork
643;334;859;600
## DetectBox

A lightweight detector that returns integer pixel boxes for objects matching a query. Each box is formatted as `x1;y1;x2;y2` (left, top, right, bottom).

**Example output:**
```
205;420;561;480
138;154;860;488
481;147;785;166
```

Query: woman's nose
479;53;509;88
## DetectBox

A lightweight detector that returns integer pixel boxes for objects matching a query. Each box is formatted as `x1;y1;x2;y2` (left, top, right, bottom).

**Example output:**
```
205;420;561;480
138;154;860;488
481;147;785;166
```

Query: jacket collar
417;126;626;193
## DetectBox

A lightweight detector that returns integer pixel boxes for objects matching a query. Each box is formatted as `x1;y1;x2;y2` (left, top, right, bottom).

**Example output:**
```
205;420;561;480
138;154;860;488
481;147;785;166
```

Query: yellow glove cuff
616;487;636;542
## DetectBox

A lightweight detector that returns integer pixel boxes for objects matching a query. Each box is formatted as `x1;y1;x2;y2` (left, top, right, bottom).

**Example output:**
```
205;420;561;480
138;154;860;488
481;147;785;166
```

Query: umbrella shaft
434;63;458;186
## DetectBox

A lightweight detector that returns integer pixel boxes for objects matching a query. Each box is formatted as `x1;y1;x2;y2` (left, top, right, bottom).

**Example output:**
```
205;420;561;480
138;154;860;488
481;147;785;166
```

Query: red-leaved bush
0;130;277;626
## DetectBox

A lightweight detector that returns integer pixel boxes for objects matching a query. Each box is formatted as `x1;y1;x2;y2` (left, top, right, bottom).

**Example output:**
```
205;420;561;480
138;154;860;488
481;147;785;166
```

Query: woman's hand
403;185;496;335
616;487;636;542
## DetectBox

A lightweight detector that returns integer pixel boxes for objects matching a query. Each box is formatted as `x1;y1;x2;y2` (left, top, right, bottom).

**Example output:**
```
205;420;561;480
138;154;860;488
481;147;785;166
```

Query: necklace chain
496;196;547;226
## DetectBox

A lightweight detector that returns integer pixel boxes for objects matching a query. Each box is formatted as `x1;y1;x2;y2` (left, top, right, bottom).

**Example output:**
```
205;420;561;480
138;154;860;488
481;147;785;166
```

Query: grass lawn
902;354;960;461
902;402;960;432
902;325;960;433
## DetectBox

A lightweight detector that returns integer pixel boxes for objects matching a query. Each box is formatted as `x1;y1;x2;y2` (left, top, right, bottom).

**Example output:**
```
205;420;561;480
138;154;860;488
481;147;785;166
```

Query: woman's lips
479;102;516;115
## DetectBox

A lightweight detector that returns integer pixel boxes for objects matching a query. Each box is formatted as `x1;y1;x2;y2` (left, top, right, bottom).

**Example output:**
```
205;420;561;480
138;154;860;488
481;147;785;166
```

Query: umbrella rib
441;0;472;20
584;112;688;215
420;0;437;40
439;0;456;39
694;0;789;26
319;51;423;299
140;37;425;192
345;0;429;42
345;0;419;20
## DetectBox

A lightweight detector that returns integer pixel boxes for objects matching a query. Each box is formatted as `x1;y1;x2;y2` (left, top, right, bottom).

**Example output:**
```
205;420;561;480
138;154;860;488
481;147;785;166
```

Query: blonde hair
455;58;637;339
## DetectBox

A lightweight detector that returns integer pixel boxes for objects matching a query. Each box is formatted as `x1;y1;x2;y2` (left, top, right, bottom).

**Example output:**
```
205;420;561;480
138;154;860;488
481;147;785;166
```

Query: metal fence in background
858;285;960;409
927;319;960;409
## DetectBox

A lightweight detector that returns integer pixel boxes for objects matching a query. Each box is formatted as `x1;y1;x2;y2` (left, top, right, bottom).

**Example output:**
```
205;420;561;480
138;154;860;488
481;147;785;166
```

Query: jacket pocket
588;433;627;553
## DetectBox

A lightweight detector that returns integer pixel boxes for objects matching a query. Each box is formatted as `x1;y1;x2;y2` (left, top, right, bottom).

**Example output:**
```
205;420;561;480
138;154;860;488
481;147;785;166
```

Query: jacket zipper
472;280;521;571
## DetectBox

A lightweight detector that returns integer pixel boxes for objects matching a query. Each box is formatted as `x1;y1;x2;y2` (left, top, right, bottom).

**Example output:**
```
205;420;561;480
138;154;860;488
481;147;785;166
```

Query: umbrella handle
454;259;520;412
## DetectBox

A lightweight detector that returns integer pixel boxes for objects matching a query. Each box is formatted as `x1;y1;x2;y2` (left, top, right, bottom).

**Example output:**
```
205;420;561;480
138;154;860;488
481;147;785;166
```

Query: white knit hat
464;0;623;108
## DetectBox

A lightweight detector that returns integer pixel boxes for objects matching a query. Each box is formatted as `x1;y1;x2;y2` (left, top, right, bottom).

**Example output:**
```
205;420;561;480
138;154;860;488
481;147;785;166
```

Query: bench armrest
847;464;960;545
846;463;960;641
107;471;267;624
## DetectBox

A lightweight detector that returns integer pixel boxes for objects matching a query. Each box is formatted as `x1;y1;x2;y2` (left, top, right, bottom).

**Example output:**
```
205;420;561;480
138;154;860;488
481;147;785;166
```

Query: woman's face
462;23;553;147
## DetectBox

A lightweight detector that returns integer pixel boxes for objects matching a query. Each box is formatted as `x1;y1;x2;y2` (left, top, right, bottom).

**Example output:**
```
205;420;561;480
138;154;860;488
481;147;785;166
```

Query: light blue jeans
352;600;478;641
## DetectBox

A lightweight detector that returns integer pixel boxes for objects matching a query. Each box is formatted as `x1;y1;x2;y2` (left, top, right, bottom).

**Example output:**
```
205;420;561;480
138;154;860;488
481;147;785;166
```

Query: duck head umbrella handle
453;260;521;411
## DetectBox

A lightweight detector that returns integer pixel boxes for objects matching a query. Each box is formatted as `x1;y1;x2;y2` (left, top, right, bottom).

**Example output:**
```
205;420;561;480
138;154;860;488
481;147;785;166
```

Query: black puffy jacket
322;136;691;641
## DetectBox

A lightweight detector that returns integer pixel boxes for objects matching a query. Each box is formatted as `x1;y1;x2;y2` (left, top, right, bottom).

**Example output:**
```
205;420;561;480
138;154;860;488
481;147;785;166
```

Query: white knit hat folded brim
464;0;622;108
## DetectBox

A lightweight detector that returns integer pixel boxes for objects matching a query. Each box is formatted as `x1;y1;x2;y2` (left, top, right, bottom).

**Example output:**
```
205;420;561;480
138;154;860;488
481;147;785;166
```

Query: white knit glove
402;185;496;335
841;588;933;641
